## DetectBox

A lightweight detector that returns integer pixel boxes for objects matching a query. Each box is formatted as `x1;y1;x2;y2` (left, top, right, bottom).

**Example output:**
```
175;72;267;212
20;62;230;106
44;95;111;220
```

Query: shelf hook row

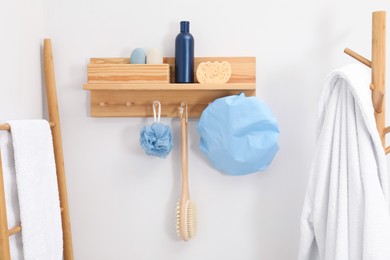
99;102;133;107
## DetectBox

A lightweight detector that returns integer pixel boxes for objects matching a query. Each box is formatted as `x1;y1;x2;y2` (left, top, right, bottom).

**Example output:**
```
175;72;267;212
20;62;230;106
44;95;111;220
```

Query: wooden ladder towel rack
344;11;389;154
0;39;74;260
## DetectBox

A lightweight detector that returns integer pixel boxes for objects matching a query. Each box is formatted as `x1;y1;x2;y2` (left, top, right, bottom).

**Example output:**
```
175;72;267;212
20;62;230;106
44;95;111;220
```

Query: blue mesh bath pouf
140;101;173;158
197;93;280;175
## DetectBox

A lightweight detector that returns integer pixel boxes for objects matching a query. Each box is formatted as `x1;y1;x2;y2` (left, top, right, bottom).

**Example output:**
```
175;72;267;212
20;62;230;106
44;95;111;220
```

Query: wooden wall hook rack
344;11;389;153
83;57;256;118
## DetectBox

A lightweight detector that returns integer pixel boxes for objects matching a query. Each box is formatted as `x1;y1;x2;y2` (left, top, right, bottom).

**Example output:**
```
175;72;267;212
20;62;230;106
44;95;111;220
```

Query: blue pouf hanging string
140;101;173;158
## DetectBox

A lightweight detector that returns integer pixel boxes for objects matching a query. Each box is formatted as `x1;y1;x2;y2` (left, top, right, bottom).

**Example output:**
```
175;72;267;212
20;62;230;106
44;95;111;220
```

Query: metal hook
179;102;188;123
153;101;161;122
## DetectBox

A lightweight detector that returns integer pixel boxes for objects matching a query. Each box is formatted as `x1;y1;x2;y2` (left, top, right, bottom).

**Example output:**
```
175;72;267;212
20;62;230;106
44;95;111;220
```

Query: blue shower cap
197;93;279;175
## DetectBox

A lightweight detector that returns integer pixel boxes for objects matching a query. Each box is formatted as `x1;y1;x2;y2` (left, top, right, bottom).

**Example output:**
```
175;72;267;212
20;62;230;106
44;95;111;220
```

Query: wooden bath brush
176;103;197;241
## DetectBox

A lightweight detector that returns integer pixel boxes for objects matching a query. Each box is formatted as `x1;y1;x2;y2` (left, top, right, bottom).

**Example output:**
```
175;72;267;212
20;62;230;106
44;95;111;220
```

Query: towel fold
299;64;390;260
8;120;63;260
0;131;23;260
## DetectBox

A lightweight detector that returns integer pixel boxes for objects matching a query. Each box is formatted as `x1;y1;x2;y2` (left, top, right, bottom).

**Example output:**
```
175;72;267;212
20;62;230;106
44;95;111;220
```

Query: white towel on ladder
0;131;23;260
8;120;63;260
299;64;390;260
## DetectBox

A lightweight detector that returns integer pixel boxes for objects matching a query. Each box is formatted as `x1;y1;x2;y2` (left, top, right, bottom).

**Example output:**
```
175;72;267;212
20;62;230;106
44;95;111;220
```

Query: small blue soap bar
130;48;146;64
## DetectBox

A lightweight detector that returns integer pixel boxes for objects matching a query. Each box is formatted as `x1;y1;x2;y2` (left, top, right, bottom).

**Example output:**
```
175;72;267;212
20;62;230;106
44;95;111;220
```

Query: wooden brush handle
181;116;189;199
178;116;190;241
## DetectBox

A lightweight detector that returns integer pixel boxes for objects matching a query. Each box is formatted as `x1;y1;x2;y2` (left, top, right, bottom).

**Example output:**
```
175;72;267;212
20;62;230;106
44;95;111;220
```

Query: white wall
0;0;44;120
36;0;390;259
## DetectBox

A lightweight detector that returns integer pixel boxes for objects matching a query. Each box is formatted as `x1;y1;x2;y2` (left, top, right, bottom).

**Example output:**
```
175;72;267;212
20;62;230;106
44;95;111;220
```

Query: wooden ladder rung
7;207;64;237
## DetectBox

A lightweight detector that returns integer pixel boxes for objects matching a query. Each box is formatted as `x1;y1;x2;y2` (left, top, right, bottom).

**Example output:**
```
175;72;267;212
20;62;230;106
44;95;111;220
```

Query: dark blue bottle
175;21;194;83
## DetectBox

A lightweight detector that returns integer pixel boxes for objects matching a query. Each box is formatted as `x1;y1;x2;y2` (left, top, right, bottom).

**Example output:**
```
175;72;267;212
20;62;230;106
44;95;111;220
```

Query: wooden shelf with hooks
83;57;256;117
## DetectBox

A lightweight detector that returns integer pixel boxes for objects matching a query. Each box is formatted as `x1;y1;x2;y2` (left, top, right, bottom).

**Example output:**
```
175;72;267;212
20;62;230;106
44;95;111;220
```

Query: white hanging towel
299;64;390;260
0;131;23;260
8;120;63;260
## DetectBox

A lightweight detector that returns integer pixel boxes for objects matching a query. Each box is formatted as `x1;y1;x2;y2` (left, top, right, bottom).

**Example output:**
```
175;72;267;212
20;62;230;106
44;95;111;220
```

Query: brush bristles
187;201;197;239
176;200;197;240
176;201;181;237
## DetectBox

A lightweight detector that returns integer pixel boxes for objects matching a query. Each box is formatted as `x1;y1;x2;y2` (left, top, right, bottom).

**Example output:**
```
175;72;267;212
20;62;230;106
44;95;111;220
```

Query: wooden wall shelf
83;57;256;118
